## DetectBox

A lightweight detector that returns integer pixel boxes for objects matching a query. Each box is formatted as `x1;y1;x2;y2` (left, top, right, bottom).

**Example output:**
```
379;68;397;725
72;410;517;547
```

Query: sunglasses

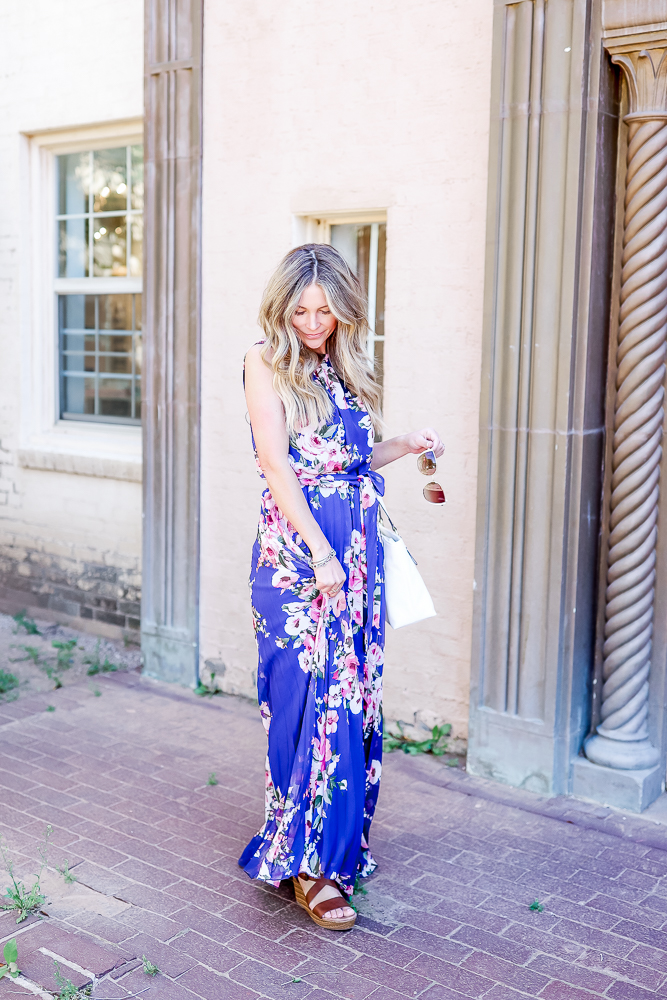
417;449;446;504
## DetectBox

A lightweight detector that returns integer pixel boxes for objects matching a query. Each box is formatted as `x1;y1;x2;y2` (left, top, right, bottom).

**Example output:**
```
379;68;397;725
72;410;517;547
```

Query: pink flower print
369;759;382;784
285;610;309;635
330;589;346;617
272;568;298;592
348;566;364;594
361;480;376;509
326;709;339;733
309;592;327;623
367;642;384;670
344;652;360;673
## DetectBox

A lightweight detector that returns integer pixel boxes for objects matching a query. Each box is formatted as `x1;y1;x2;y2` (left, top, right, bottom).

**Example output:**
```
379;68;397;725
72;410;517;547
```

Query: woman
239;244;443;930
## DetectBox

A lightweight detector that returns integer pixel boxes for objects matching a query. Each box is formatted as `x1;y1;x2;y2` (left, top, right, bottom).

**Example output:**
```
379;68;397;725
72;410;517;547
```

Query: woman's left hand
404;427;444;458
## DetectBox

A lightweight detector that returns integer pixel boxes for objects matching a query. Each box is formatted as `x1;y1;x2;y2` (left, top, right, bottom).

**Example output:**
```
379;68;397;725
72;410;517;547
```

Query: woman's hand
403;427;445;458
371;426;445;470
314;555;346;597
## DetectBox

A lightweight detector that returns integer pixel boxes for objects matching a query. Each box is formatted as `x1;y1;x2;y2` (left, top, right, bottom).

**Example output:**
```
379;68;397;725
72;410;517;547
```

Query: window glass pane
376;224;386;339
374;339;384;379
63;353;95;373
62;376;95;415
99;294;132;330
100;354;132;374
129;215;143;277
59;293;141;423
58;218;89;278
57;152;89;216
92;216;126;277
131;145;144;211
92;148;127;213
330;224;360;274
99;378;132;418
99;334;132;353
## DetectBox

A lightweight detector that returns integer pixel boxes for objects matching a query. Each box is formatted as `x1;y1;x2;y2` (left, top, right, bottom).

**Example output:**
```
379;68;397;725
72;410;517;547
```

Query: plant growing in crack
0;825;52;923
57;860;77;884
383;721;452;756
53;961;92;999
207;772;218;786
142;955;159;976
0;938;20;979
83;640;119;676
11;611;40;636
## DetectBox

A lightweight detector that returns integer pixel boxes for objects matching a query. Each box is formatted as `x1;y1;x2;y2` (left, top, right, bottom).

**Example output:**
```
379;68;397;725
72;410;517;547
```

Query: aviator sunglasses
417;449;446;504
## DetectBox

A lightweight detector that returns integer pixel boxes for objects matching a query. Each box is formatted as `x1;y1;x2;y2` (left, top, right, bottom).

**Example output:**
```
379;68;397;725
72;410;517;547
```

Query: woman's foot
300;875;355;920
292;874;356;930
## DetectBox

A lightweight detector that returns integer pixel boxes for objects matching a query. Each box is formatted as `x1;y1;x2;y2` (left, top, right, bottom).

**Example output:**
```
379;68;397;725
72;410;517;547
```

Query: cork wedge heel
292;875;356;931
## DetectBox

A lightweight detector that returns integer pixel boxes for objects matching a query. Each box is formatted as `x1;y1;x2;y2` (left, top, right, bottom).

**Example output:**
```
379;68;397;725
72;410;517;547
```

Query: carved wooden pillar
585;45;667;774
141;0;203;684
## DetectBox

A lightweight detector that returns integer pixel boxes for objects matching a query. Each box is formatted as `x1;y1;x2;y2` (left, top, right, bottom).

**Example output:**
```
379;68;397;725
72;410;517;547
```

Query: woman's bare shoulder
245;342;274;366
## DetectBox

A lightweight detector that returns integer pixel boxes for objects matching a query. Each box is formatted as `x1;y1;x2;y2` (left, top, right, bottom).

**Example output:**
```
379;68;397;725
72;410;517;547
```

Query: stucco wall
0;0;144;635
199;0;494;736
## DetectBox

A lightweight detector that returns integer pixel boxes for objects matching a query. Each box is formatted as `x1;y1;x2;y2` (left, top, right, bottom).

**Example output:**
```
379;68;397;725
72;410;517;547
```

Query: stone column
141;0;203;684
585;45;667;773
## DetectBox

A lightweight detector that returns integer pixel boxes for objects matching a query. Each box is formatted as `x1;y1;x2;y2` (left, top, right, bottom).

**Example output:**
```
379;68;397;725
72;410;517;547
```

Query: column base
571;755;664;813
141;628;198;686
584;732;660;770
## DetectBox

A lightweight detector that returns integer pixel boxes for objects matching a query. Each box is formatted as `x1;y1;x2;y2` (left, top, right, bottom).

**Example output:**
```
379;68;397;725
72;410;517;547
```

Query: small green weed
194;670;220;696
57;860;77;884
53;960;92;999
529;899;544;912
83;640;119;676
207;772;218;786
0;825;52;923
14;645;41;665
0;938;20;979
92;687;102;697
12;611;40;636
383;721;452;756
0;670;19;695
46;705;56;712
41;639;77;689
142;954;160;976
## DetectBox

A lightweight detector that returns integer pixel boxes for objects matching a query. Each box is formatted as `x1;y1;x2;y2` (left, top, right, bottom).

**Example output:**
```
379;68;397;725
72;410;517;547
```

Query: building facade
2;0;667;812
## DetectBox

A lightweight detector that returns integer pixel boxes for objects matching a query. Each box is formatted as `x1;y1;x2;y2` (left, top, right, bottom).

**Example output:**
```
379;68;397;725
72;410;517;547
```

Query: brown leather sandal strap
303;877;341;905
311;894;352;919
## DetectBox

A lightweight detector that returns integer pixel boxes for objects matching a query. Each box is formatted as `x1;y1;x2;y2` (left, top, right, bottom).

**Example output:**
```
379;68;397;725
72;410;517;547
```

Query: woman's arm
371;427;444;471
244;346;346;596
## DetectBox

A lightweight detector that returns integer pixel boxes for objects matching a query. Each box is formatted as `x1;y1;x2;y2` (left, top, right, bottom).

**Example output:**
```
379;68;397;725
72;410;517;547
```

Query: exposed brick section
0;552;141;632
3;674;667;998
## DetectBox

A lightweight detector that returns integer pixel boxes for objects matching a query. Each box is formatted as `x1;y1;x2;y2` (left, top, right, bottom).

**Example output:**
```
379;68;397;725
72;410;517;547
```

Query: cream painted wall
199;0;494;736
0;0;144;632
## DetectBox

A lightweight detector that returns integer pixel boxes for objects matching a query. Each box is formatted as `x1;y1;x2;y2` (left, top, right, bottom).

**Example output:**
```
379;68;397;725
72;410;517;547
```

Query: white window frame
295;210;387;361
18;119;144;482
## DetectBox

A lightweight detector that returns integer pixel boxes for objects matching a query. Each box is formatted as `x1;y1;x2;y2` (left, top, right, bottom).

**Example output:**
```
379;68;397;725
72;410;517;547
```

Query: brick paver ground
0;673;666;998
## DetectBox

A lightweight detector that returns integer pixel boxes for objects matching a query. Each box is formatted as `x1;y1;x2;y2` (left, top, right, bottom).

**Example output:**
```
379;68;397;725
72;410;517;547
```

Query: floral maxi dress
238;355;385;893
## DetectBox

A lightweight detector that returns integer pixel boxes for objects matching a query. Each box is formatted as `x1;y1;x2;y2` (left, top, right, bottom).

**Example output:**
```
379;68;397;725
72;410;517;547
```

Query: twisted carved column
586;47;667;771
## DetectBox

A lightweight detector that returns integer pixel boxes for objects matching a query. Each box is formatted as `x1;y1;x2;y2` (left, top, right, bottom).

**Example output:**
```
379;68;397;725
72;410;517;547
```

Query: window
301;214;387;381
56;144;143;424
59;293;142;421
330;223;386;377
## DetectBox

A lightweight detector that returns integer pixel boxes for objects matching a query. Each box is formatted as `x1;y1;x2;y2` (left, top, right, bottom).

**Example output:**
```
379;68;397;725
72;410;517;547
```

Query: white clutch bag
377;499;437;629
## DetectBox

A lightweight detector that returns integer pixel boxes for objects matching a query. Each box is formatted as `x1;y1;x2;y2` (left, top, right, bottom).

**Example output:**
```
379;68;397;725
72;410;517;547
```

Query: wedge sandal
292;874;356;931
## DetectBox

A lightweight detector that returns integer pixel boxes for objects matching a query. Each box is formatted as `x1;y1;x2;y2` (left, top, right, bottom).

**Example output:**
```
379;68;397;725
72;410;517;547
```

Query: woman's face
292;283;337;354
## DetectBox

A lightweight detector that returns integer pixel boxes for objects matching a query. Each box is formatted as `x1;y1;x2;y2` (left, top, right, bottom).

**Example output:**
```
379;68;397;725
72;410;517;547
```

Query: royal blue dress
239;355;385;893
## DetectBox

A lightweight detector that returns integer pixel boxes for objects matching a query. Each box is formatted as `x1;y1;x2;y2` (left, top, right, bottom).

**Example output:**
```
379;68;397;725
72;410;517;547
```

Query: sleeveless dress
238;354;385;893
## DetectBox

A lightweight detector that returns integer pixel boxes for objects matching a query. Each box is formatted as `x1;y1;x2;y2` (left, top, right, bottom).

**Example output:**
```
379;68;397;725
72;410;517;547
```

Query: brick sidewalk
0;674;666;999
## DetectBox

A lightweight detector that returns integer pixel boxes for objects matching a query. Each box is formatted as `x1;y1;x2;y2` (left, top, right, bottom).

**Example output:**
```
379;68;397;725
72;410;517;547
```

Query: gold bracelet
312;547;336;569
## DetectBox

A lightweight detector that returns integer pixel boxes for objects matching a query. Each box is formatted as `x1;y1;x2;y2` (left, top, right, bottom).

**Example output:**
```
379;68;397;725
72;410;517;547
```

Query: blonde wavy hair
258;243;383;436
